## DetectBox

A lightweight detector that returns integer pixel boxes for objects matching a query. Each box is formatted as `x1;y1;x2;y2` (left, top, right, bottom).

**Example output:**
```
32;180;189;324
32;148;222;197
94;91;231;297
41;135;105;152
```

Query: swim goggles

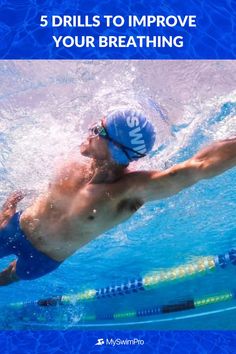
88;120;146;162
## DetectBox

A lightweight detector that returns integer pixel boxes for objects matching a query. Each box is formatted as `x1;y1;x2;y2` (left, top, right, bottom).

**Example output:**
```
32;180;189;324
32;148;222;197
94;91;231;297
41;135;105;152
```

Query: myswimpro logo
95;338;105;346
95;338;144;346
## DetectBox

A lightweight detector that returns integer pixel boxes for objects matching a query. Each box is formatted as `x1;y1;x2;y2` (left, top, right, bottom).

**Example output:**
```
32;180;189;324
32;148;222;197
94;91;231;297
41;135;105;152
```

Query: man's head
81;110;156;165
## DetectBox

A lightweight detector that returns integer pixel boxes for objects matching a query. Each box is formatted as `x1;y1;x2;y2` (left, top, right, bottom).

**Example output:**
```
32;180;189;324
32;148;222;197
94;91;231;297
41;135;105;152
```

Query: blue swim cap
105;110;156;165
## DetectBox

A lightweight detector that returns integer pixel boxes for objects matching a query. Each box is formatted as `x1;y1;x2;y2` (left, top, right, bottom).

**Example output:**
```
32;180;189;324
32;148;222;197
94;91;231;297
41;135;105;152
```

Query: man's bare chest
68;183;142;220
50;163;144;233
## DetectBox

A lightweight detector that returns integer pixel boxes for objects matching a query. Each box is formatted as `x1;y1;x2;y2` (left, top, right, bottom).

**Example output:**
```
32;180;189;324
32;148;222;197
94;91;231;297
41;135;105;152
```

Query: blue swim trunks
0;212;62;280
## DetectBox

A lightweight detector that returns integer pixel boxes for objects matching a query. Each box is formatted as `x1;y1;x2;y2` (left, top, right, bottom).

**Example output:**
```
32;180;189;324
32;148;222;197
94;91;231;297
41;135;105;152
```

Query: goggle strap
101;123;146;160
90;120;146;161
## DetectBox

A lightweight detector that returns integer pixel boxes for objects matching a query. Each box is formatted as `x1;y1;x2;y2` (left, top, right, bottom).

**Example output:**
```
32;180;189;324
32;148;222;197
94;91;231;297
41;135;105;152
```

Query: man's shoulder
52;159;92;188
63;158;89;170
57;159;91;177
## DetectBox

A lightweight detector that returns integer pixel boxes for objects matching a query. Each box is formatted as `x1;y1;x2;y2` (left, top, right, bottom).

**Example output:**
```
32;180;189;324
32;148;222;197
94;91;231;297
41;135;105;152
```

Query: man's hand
1;191;25;210
0;191;25;229
0;260;20;286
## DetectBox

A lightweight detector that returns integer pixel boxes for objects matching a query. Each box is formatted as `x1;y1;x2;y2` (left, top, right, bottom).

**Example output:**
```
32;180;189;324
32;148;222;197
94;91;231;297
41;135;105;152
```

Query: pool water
0;61;235;329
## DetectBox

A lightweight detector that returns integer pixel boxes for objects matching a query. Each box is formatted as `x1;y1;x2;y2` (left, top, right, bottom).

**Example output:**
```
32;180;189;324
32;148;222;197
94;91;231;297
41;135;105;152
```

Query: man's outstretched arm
125;137;236;202
193;137;236;178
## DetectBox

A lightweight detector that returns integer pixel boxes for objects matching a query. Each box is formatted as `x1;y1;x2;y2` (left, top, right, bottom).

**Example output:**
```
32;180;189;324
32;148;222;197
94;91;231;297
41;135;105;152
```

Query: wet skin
0;135;236;284
20;136;236;262
20;136;146;261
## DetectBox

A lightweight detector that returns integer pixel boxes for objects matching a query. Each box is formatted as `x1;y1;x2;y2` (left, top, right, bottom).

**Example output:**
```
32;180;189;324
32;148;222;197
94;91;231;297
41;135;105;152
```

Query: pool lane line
9;290;235;326
81;290;234;322
70;304;236;328
19;304;236;329
8;248;236;309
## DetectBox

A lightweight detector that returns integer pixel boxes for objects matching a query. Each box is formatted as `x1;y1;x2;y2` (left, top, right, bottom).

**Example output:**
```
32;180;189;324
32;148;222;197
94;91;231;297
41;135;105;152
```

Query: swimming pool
0;61;235;329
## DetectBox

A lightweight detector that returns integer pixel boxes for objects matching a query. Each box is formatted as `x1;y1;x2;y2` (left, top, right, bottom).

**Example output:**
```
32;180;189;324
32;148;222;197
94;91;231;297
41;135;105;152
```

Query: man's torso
20;161;143;261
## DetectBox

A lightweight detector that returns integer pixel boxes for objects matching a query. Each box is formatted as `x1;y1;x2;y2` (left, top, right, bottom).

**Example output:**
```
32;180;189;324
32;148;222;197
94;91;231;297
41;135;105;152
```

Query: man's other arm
125;137;236;202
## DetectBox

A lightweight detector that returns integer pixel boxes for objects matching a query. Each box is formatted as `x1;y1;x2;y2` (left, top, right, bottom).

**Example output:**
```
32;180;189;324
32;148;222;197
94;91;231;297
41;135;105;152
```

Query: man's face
80;126;110;161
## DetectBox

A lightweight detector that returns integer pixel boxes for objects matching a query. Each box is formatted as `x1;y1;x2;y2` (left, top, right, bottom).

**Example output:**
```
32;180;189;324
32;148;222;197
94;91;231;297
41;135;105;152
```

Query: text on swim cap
126;116;146;154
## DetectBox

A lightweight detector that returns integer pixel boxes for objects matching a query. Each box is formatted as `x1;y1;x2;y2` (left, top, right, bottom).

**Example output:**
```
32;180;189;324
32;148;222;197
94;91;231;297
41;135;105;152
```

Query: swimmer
0;110;235;285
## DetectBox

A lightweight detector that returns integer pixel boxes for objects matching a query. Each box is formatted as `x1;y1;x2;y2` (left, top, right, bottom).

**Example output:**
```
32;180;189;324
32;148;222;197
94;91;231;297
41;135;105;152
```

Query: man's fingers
0;218;8;229
0;191;26;228
2;191;25;209
10;191;25;202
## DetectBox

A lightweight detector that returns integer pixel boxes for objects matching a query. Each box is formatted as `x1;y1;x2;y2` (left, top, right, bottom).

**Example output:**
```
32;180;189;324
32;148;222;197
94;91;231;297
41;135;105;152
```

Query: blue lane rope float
8;248;236;310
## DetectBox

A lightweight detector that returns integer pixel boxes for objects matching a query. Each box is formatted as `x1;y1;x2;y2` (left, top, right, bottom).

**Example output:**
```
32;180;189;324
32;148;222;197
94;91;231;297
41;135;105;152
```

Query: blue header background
0;0;235;59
